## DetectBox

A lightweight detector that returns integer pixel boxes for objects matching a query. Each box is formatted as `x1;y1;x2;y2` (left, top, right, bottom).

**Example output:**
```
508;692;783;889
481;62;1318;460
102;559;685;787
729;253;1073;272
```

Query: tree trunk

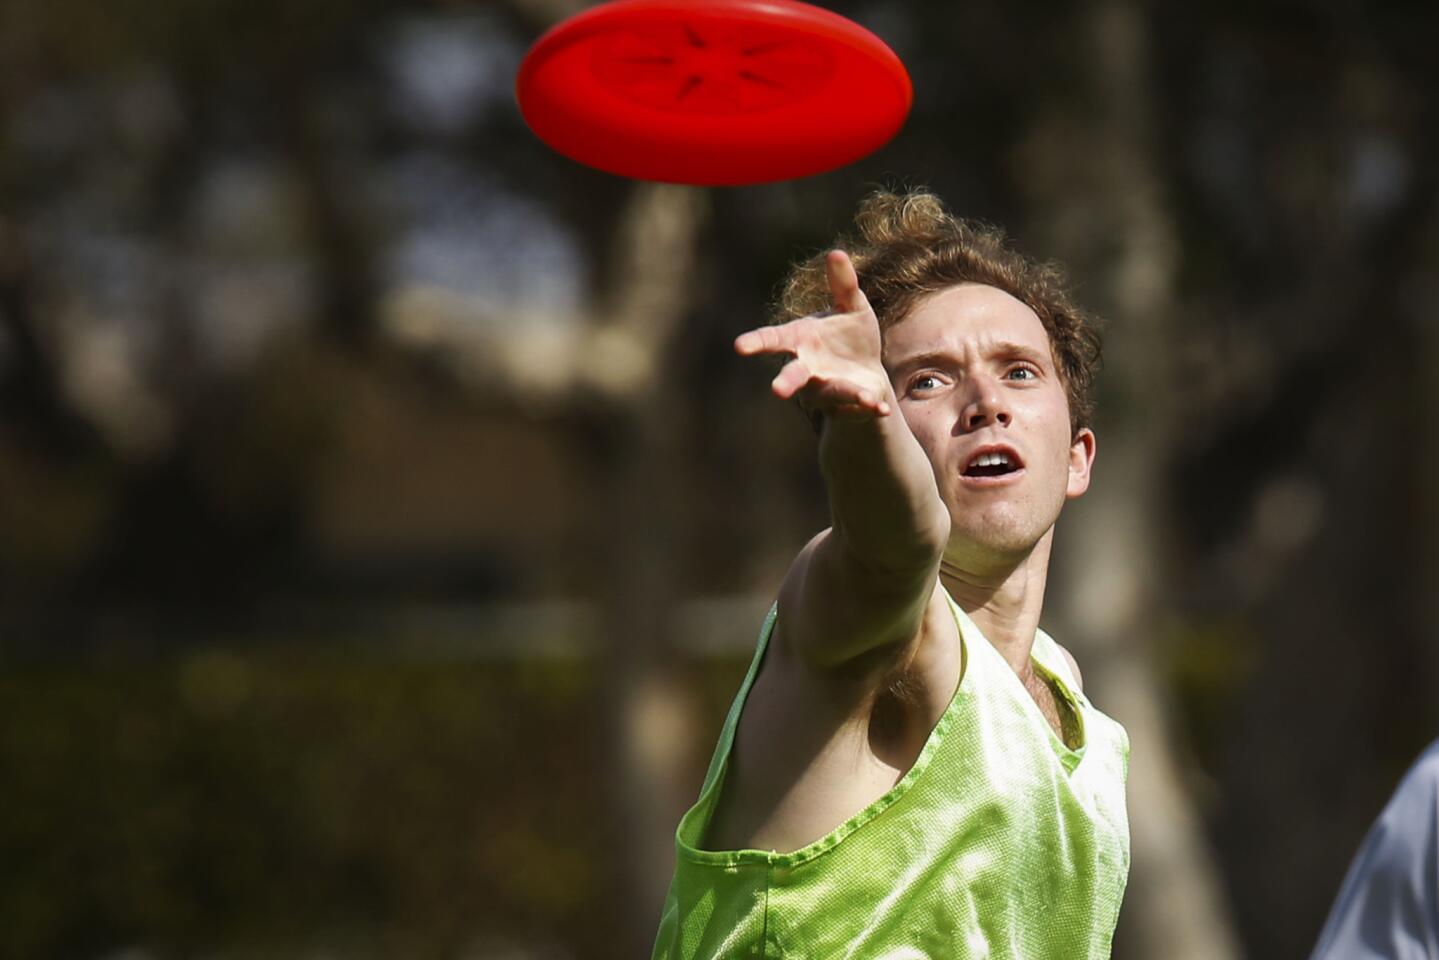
585;182;712;956
1025;2;1243;958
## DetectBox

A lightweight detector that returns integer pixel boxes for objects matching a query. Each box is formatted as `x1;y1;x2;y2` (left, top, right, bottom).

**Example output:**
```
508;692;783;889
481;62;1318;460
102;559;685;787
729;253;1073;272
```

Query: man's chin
945;516;1051;566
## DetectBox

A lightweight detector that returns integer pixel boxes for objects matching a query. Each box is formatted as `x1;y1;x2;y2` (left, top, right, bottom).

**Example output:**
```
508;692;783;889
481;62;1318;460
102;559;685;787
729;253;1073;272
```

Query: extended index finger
734;322;795;357
825;250;872;316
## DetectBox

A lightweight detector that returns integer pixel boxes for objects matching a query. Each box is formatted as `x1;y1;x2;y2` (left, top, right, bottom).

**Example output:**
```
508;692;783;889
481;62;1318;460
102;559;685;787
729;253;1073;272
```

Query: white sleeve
1309;738;1439;960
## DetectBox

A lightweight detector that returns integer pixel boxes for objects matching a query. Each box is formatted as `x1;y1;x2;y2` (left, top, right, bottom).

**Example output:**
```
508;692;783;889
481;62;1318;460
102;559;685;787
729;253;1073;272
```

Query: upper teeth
973;452;1012;467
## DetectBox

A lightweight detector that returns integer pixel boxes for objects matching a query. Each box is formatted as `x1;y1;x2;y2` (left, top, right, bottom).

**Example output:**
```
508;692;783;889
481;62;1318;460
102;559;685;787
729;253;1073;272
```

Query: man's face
882;282;1096;565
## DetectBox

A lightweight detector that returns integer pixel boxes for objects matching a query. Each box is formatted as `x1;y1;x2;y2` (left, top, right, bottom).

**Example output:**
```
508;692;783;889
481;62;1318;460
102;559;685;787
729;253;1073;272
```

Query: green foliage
0;649;612;958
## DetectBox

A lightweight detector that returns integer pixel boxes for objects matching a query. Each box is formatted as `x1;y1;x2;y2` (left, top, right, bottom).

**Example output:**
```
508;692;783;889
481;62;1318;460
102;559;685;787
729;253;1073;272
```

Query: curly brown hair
768;186;1104;437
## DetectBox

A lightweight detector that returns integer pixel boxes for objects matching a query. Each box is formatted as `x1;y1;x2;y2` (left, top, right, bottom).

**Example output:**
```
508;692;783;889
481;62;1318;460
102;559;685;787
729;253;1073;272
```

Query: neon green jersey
651;587;1131;959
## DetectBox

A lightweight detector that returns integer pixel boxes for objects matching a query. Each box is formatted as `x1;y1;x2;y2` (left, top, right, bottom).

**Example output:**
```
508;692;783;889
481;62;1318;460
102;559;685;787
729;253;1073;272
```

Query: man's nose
958;376;1011;431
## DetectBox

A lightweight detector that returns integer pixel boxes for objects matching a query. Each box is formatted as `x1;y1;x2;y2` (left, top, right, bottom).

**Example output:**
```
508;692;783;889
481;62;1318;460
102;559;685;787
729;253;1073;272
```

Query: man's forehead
883;283;1051;362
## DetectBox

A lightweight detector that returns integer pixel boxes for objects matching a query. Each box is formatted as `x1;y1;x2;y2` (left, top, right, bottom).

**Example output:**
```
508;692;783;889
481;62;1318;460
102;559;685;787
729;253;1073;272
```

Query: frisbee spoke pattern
593;19;832;114
516;0;911;184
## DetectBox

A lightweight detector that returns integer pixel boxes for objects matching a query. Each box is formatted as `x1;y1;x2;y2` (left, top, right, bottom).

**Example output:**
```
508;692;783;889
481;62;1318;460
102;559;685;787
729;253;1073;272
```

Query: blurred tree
4;0;1439;957
1022;2;1241;957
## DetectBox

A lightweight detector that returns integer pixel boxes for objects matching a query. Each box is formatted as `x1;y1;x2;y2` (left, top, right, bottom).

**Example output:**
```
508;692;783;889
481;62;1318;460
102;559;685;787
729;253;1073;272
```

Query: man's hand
734;250;892;422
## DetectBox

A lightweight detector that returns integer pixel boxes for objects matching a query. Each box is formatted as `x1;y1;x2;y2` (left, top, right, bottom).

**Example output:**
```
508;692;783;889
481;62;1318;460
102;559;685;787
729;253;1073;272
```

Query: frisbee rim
514;0;913;184
517;0;913;115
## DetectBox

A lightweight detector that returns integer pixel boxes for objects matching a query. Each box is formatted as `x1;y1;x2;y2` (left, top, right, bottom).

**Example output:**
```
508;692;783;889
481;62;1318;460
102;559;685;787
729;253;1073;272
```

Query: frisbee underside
516;0;912;186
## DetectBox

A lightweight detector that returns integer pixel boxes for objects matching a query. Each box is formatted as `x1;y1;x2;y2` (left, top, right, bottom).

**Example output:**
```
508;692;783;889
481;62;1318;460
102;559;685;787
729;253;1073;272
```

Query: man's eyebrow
887;350;956;375
887;342;1052;374
990;341;1052;367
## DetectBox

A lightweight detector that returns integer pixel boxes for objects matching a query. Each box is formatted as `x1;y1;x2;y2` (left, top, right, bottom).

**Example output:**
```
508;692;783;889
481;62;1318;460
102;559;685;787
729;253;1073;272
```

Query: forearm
737;249;949;672
818;386;950;576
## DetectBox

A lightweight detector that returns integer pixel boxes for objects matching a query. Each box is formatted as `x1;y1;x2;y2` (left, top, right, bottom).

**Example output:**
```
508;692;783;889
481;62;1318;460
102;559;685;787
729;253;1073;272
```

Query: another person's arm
1309;738;1439;959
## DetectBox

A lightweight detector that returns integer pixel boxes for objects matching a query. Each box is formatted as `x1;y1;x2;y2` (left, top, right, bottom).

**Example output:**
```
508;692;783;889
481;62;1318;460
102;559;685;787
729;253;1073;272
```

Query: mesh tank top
651;587;1131;959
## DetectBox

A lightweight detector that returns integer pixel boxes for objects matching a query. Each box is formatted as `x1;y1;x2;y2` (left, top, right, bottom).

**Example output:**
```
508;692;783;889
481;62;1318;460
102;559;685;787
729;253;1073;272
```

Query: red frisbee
514;0;912;186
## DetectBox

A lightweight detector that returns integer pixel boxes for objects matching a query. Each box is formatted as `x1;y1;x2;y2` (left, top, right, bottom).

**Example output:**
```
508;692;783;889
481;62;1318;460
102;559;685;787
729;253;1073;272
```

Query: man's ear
1066;427;1096;499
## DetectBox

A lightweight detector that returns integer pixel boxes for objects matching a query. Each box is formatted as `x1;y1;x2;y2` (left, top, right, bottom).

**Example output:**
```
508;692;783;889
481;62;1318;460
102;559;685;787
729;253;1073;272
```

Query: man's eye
1007;366;1037;381
911;374;941;392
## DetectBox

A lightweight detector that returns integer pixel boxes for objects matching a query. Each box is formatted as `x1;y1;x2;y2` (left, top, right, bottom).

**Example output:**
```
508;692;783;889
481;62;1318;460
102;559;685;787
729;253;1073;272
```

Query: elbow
843;504;949;582
919;501;951;558
901;511;949;579
899;499;950;570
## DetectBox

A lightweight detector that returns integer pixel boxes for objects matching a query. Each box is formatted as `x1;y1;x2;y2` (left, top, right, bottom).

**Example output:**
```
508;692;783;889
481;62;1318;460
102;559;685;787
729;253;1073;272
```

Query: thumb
825;250;873;317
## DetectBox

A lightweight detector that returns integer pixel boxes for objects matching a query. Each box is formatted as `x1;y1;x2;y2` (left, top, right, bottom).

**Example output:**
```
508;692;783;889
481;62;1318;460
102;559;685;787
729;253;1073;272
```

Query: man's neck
938;529;1054;682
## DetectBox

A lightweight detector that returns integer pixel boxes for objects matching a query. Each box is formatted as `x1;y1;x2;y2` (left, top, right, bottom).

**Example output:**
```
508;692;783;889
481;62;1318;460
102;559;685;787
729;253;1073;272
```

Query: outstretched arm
735;251;949;677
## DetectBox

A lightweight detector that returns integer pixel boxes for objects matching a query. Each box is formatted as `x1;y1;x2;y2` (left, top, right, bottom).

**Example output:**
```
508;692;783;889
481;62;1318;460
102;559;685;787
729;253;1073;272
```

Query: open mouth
962;448;1024;480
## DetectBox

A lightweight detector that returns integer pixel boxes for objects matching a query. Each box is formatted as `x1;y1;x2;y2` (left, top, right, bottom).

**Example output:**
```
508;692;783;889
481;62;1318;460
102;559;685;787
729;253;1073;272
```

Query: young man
651;188;1131;958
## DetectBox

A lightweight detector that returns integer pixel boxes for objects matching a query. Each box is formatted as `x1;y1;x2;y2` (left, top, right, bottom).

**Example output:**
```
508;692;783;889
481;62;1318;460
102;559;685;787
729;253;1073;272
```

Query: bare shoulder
704;575;961;854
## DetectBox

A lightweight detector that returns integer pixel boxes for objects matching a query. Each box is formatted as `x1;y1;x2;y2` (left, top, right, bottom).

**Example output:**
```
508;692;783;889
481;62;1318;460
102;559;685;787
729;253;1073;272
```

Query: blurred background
3;0;1438;957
